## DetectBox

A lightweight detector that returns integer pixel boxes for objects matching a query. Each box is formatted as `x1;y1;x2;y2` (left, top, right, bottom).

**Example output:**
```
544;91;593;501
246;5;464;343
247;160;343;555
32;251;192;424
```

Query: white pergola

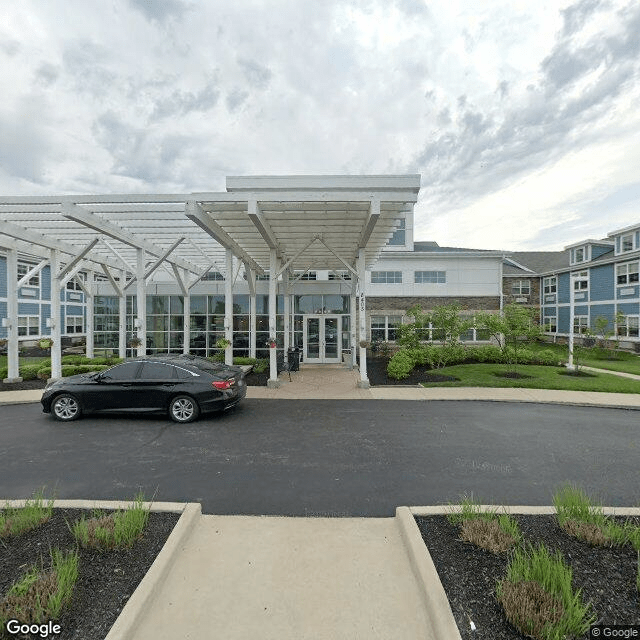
0;175;420;386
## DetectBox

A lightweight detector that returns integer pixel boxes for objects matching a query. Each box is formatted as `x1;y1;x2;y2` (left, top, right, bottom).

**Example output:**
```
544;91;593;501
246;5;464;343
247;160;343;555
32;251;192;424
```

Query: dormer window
570;245;589;264
621;234;634;252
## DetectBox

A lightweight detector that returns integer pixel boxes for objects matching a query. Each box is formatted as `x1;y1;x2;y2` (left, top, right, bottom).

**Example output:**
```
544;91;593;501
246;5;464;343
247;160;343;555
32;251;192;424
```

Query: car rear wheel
52;393;82;422
169;395;199;423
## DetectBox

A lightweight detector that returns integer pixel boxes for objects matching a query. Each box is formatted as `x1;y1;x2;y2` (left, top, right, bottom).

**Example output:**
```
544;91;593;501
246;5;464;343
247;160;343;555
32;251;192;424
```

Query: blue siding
558;306;570;333
41;304;50;335
18;303;40;316
0;256;6;298
617;285;639;299
617;302;639;315
41;266;51;301
590;264;614;301
590;304;615;330
66;305;83;315
558;273;570;303
543;306;557;318
591;245;613;260
574;305;588;315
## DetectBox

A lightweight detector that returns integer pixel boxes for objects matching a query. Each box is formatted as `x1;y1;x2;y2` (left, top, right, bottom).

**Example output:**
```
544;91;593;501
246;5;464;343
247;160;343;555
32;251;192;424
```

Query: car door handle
122;383;133;387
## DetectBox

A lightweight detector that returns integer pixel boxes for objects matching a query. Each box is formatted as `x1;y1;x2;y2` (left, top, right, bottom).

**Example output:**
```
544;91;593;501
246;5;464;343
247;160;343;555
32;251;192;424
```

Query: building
0;174;511;386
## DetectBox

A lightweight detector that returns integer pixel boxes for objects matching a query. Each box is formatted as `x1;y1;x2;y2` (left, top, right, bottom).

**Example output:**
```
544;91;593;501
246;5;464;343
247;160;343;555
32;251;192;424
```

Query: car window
175;366;197;379
139;362;177;380
101;362;140;381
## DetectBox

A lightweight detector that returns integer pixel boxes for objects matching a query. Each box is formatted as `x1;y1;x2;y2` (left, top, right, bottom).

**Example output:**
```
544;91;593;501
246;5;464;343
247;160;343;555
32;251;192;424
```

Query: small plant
553;484;640;547
127;337;142;348
215;337;231;350
497;542;595;640
0;338;7;347
71;493;150;550
447;496;522;553
0;490;54;539
38;338;53;349
0;548;79;628
358;340;370;349
252;358;269;374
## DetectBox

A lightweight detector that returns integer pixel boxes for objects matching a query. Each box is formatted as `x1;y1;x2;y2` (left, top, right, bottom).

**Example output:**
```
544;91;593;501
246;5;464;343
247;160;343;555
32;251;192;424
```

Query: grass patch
419;363;640;393
0;548;79;627
553;484;640;549
528;342;640;375
71;494;150;550
447;497;521;553
0;490;54;539
497;542;595;640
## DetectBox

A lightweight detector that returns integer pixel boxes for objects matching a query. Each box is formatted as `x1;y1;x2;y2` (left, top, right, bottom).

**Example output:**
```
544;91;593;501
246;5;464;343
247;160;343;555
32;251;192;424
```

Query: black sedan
41;355;247;423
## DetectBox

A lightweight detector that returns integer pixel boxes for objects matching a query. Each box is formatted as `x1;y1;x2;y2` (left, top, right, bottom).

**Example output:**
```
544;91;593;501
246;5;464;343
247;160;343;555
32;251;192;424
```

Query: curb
104;502;202;640
395;507;462;640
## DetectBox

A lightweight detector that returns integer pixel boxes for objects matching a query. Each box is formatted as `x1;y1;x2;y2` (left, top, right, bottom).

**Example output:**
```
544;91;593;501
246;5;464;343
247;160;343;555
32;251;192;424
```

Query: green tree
476;304;542;373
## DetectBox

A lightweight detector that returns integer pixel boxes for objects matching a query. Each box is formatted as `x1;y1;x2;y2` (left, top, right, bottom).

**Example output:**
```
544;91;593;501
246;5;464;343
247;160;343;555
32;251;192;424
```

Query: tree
476;304;542;373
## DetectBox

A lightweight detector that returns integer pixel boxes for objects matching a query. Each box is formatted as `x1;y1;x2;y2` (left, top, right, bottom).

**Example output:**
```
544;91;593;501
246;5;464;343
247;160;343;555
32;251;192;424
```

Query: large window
328;271;351;281
94;296;120;350
370;316;402;342
414;271;446;284
17;263;39;287
18;316;39;336
201;271;224;281
545;316;557;333
617;315;639;337
616;262;639;286
388;219;406;246
543;277;557;294
511;280;531;295
371;271;402;284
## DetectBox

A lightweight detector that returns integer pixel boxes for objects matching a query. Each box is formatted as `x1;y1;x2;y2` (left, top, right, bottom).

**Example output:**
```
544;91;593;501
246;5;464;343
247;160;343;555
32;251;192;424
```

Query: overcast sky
2;0;639;251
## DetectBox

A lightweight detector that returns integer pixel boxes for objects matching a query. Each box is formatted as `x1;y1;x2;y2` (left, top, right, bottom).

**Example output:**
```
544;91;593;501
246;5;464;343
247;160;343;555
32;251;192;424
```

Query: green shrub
0;367;7;380
387;350;415;379
466;344;503;363
233;357;257;366
37;366;51;380
533;349;560;366
252;358;269;374
19;364;42;380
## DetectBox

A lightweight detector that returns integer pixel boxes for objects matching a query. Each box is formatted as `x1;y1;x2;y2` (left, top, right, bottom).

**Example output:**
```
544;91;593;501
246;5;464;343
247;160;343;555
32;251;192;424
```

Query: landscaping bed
416;514;640;639
0;507;179;640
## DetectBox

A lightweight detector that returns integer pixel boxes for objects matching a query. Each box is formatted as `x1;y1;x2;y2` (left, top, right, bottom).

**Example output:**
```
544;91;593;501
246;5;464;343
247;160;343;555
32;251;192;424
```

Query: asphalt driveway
0;399;638;514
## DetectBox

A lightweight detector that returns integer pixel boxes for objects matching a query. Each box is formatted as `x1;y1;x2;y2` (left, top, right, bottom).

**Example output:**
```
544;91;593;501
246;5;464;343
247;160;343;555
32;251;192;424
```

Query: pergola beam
57;238;100;281
358;198;381;249
247;199;282;258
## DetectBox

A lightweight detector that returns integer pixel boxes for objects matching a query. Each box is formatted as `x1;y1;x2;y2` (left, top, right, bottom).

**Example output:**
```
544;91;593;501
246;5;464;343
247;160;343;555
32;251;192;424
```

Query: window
543;277;557;294
17;263;39;287
617;315;639;337
616;262;639;285
101;362;141;381
621;234;634;253
66;277;84;291
65;315;84;334
511;280;531;295
295;271;317;281
388;219;406;246
256;273;270;281
371;271;402;284
201;271;225;281
414;271;446;284
18;316;39;336
328;271;351;281
545;316;557;333
370;316;402;342
573;316;588;334
139;362;177;380
572;271;588;291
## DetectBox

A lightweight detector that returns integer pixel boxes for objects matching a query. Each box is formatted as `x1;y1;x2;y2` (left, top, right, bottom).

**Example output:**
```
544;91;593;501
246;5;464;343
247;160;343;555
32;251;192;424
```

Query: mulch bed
366;357;459;385
416;514;640;639
0;508;179;640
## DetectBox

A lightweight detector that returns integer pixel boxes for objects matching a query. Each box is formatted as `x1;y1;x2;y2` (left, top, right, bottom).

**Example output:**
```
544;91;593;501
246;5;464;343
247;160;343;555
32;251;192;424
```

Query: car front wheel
169;395;199;423
52;393;82;422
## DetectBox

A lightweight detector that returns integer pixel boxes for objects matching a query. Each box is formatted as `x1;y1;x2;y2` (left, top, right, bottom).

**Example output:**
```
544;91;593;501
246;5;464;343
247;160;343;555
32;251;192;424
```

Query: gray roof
413;241;497;253
503;251;570;275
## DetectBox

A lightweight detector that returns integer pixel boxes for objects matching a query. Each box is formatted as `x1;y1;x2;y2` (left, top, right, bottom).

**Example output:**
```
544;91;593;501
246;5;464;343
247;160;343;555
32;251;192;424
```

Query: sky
1;0;639;251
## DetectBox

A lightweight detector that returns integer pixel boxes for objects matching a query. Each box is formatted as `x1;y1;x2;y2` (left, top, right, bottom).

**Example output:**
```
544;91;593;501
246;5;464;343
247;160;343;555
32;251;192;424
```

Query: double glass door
303;315;341;363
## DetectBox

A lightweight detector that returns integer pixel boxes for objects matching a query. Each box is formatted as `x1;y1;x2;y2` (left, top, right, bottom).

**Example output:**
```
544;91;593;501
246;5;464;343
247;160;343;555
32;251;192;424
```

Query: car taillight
212;380;231;390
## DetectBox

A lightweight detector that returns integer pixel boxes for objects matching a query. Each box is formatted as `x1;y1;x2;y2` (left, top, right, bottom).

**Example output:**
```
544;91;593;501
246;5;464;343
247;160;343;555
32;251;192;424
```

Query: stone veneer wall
365;296;501;312
502;276;541;308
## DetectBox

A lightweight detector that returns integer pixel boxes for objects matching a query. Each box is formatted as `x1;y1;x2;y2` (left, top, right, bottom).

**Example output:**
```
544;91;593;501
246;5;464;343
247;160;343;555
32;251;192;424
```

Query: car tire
52;393;82;422
169;395;199;423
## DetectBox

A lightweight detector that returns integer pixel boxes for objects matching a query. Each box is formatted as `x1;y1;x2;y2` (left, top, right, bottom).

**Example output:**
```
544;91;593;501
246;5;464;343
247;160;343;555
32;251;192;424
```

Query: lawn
0;356;50;367
528;341;640;375
419;363;640;393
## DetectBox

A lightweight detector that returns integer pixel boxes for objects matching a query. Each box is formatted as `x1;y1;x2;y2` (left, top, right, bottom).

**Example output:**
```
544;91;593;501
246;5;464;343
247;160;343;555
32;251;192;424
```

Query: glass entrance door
303;315;342;363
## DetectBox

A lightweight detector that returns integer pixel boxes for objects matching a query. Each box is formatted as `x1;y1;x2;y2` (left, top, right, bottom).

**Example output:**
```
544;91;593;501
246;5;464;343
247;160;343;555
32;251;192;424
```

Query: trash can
288;347;300;372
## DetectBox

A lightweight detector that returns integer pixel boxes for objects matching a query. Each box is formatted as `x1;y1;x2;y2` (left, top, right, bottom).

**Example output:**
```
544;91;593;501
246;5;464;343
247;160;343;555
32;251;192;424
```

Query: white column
567;275;575;370
249;280;256;359
4;249;21;382
268;249;279;386
85;270;94;359
357;248;369;387
350;282;357;370
50;249;62;379
118;270;126;359
136;248;146;357
224;249;233;365
283;269;290;360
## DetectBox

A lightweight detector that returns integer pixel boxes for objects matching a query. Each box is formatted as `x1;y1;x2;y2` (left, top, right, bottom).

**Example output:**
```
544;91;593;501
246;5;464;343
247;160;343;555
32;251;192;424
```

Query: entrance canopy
0;175;420;279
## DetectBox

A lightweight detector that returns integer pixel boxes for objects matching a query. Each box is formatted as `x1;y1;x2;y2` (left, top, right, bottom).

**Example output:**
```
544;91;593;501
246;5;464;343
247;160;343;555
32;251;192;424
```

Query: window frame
414;270;446;284
573;315;589;334
616;262;639;286
545;316;557;333
617;314;640;338
511;279;531;295
65;315;84;334
621;233;635;253
370;271;402;284
17;315;40;337
572;270;589;292
543;276;557;294
17;262;40;288
370;315;402;342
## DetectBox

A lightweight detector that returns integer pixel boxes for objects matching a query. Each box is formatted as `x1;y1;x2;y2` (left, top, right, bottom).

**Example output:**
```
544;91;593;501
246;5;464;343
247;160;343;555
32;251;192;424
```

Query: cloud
237;58;273;90
129;0;188;23
35;63;59;86
150;78;221;120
